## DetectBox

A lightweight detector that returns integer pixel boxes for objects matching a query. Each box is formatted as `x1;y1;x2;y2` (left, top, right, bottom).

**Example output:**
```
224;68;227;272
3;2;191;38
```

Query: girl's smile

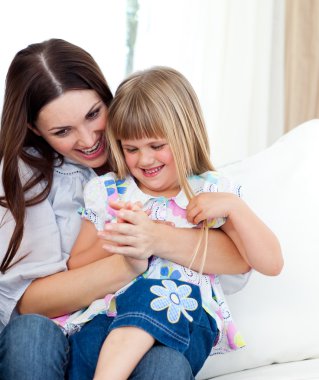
141;165;164;177
121;138;180;198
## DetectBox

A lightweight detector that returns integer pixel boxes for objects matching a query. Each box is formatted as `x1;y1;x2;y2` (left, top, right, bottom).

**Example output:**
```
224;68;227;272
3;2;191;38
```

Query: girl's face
33;90;108;168
121;137;180;198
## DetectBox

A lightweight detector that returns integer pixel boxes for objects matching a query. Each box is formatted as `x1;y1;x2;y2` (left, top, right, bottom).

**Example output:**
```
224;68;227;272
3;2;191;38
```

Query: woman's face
33;90;108;168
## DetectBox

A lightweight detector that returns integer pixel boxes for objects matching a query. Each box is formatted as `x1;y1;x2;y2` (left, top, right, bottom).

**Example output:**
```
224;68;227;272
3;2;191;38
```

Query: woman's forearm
18;255;143;318
98;209;250;275
153;224;250;274
222;201;283;276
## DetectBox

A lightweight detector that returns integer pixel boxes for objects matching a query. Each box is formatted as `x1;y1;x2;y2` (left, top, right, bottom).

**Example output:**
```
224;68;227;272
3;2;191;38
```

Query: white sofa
197;120;319;379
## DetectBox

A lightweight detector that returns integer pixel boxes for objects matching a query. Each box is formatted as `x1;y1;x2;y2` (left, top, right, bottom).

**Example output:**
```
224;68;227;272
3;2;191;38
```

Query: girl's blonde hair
107;66;215;272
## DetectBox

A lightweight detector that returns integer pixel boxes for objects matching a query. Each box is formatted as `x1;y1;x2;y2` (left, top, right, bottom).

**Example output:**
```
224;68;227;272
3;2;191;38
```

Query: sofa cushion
206;358;319;380
197;119;319;379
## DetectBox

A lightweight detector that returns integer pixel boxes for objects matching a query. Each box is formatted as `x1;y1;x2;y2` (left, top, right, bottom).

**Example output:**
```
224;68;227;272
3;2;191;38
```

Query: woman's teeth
81;139;101;155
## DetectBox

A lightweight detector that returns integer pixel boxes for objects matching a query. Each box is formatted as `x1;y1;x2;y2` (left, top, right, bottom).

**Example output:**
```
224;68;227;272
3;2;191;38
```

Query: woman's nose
78;128;96;148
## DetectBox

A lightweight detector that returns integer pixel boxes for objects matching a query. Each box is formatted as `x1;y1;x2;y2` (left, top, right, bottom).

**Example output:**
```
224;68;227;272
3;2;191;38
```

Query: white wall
1;0;285;166
0;0;127;104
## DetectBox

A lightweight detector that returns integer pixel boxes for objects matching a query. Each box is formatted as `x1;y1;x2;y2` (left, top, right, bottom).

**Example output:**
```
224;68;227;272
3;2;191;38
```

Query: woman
0;39;249;379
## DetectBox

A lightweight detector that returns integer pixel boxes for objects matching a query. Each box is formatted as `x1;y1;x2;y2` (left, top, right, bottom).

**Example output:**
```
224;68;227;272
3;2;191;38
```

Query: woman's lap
0;313;195;380
0;314;69;380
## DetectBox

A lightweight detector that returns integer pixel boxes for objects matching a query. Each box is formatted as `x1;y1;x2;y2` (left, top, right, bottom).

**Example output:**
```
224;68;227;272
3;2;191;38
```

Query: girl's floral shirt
61;171;245;355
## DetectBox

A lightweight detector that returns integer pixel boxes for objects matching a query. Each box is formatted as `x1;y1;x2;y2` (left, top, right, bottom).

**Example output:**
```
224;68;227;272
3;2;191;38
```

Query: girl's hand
98;208;159;260
187;193;283;276
108;199;144;222
186;192;239;224
109;199;143;212
123;256;149;276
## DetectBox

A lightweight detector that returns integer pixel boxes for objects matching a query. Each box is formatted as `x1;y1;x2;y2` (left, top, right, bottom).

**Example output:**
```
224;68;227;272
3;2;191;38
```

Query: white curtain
133;0;285;166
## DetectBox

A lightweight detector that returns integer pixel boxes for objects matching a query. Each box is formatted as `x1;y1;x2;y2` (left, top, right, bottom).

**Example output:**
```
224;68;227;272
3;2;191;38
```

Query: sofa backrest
198;119;319;378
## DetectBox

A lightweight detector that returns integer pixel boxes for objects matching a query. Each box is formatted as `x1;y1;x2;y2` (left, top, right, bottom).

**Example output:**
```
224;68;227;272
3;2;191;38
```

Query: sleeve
200;171;242;229
218;272;252;295
0;193;67;328
0;160;93;328
79;173;118;231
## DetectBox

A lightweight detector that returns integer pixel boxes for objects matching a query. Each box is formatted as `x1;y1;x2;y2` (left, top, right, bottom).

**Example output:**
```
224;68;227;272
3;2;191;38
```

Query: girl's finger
102;233;136;246
193;211;206;225
99;222;136;236
116;209;147;225
102;244;149;259
102;244;136;256
108;199;126;210
186;206;201;223
131;203;142;211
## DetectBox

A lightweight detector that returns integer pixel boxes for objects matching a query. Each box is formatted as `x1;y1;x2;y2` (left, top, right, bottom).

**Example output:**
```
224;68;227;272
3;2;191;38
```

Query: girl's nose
138;151;154;166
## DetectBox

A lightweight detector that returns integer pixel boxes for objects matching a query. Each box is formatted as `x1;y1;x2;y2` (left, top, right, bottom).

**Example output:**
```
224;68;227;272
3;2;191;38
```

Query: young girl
68;67;283;379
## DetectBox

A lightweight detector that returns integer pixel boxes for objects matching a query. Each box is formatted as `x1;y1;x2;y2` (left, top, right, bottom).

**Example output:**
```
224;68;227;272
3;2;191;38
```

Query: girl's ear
27;123;41;136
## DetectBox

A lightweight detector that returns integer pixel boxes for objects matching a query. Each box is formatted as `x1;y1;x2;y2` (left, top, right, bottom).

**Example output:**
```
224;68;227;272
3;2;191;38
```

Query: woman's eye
54;128;70;137
87;108;100;120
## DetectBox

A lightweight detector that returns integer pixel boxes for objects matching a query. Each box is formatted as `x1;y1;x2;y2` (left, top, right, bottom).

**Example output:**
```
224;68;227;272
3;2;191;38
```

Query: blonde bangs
109;90;165;141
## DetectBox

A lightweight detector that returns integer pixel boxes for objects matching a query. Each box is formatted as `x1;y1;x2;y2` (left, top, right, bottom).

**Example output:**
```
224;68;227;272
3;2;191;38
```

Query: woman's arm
150;223;250;274
97;209;250;275
187;192;283;276
220;200;283;276
68;220;112;269
19;254;147;318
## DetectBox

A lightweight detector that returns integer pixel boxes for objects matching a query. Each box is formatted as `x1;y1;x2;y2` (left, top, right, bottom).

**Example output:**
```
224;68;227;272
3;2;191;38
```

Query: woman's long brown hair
0;39;113;273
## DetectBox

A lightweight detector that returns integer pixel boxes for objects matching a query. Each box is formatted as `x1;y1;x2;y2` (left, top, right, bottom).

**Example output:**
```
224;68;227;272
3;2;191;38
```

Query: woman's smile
76;134;106;160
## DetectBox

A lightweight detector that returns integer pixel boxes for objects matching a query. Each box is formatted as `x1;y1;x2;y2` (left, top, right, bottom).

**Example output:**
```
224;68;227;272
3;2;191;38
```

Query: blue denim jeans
110;278;218;375
0;314;194;380
0;314;69;380
69;314;195;380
